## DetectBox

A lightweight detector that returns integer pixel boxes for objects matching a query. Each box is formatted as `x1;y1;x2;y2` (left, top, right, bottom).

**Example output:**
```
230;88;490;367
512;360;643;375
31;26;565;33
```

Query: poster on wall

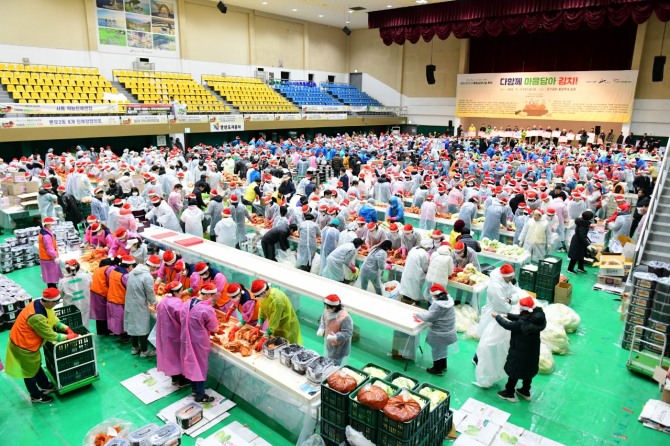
455;70;638;123
96;0;179;57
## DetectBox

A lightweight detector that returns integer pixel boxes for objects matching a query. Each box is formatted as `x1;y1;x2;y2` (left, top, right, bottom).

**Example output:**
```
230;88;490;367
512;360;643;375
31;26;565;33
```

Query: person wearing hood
124;255;159;357
37;184;58;219
358;239;392;295
317;294;354;366
204;190;224;242
296;213;321;272
358;198;378;223
180;285;218;403
425;244;454;301
126;237;148;265
214;208;238;248
386;196;405;224
399;239;432;305
607;201;632;249
320;219;341;274
117;203;138;233
250;279;302;345
323;238;364;283
57;259;92;329
518;209;552;263
494;296;547;402
181;198;205;238
459;196;479;229
474;264;524;387
481;198;508;241
450;219;466;248
567;210;593;274
156;281;188;387
414;284;457;376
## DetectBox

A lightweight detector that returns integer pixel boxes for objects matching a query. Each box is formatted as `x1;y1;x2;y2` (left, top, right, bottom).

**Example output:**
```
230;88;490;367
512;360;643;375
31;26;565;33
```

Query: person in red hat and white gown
518;209;552;263
146;195;183;233
317;294;353;366
38;217;62;288
413;284;457;376
474;263;524;388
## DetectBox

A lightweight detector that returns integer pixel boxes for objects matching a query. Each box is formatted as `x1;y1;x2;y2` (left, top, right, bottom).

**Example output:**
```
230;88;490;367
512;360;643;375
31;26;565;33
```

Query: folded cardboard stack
1;172;40;210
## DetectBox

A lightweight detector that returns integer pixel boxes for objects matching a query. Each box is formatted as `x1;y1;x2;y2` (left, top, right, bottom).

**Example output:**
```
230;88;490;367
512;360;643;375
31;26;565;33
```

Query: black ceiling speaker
217;1;227;14
653;55;666;82
342;26;351;36
426;64;436;84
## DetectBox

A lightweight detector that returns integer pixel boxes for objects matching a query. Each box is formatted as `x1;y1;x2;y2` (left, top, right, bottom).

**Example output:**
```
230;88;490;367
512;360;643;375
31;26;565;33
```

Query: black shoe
31;394;54;404
515;388;532;401
497;390;517;403
453;300;461;306
119;336;131;344
172;379;190;389
567;270;576;274
195;394;215;403
577;269;587;274
426;367;443;376
41;387;56;395
472;356;478;366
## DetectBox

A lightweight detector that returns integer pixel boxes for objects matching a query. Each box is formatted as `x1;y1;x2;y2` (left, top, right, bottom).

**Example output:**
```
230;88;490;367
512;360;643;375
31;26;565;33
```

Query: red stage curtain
373;0;670;45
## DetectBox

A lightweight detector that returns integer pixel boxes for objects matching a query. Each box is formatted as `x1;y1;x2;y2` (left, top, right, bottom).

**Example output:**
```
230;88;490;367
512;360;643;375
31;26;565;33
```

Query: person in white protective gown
473;264;525;388
398;239;432;305
356;239;392;295
214;208;238;247
296;213;321;272
414;284;458;376
518;209;552;263
57;259;92;329
146;196;183;233
319;219;341;275
317;294;353;366
322;238;364;283
181;199;205;238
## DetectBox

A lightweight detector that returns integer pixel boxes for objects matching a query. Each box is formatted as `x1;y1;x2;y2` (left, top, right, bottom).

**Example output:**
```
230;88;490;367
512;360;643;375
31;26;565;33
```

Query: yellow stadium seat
6;84;15;92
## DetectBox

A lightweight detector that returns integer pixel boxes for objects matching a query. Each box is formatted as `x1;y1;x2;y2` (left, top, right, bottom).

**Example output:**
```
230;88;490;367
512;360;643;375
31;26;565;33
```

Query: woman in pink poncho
156;281;188;387
38;217;63;287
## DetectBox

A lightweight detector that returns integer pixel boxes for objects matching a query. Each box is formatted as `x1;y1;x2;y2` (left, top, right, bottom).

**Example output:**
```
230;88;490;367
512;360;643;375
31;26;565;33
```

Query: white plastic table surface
143;226;425;336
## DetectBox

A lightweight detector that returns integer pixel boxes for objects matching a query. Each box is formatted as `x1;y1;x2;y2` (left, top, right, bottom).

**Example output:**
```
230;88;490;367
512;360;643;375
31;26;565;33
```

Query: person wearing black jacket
459;228;481;252
338;168;349;192
633;171;652;196
194;174;210;194
494;297;547;403
277;175;296;202
567;210;593;274
630;188;651;236
508;193;525;215
261;223;298;261
106;178;123;199
192;184;207;210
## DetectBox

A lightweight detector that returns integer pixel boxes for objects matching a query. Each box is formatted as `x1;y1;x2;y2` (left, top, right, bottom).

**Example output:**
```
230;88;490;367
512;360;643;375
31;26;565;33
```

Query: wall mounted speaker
653;55;666;82
426;64;436;84
217;1;227;14
342;26;351;36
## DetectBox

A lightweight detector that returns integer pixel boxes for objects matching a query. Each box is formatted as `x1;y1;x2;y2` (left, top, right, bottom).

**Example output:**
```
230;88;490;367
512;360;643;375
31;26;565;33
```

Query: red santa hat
115;228;128;238
432;230;443;239
403;223;414;233
151;196;161;204
230;194;239;203
86;215;98;224
121;255;136;265
146;255;162;267
430;284;447;296
324;294;341;306
201;283;218;295
227;283;241;298
194;262;209;275
42;288;61;301
222;208;232;217
454;241;465;251
500;263;515;277
250;279;269;296
43;217;57;225
90;223;101;233
167;281;183;293
389;223;399;232
174;259;186;272
366;222;377;230
94;188;103;195
519;296;535;312
163;250;176;265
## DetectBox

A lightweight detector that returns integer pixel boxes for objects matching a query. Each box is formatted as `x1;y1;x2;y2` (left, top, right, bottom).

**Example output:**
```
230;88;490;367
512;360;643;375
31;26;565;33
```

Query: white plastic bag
276;249;297;267
538;343;555;375
81;418;132;446
540;322;570;355
463;322;480;340
345;425;376;446
310;253;321;274
455;310;473;333
544;303;581;333
474;321;510;388
458;304;479;322
148;324;157;347
383;280;400;300
300;434;326;446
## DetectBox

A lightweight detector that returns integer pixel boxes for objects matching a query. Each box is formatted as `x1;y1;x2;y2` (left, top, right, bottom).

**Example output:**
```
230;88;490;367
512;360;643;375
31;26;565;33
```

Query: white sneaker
140;349;156;358
131;347;140;355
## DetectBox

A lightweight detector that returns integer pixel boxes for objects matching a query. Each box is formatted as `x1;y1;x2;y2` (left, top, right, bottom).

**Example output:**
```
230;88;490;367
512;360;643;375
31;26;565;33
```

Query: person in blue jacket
358;198;379;223
386;196;405;224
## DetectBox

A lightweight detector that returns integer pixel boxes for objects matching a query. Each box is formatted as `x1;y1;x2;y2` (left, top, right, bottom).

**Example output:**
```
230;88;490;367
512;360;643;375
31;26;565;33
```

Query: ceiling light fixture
416;0;428;4
292;8;297;11
387;5;393;8
318;14;323;18
348;10;354;13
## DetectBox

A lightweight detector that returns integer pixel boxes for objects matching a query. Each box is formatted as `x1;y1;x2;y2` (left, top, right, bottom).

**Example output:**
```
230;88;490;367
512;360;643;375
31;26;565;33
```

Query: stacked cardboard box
595;253;626;294
1;172;40;209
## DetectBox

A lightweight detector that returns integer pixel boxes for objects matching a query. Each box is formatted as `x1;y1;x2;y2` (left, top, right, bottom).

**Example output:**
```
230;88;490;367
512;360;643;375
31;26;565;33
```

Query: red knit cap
430;284;447;295
42;288;61;301
163;250;176;264
324;294;340;305
500;263;515;277
194;262;209;275
250;279;268;296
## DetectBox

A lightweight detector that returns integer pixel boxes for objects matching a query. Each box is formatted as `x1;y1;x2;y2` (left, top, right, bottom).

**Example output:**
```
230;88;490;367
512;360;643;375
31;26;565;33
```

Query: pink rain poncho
180;298;218;382
189;270;227;303
156;294;184;377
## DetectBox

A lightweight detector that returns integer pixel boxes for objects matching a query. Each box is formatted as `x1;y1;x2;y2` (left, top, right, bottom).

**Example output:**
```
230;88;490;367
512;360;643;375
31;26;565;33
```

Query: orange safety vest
9;301;45;352
178;272;191;290
38;229;58;261
90;265;111;297
107;269;127;305
249;298;260;324
163;265;178;284
325;309;350;346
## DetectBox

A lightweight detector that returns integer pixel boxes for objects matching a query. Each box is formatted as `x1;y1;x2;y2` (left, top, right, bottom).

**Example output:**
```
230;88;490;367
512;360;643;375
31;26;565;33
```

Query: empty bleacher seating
273;81;342;107
203;75;297;113
113;69;229;114
0;63;125;106
321;82;382;107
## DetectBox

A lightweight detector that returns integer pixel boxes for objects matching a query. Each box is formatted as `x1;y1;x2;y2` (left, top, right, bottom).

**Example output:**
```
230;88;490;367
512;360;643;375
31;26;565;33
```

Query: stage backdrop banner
456;70;638;123
96;0;179;58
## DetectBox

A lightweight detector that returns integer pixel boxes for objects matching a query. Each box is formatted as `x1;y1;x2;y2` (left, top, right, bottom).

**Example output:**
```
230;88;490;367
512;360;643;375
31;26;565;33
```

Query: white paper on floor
121;368;180;405
157;389;236;438
196;420;272;445
454;398;565;446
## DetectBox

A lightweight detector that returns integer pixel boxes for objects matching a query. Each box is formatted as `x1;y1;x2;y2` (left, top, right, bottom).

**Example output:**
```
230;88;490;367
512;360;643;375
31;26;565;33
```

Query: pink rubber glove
349;264;357;273
385;263;392;270
400;247;407;259
413;315;422;323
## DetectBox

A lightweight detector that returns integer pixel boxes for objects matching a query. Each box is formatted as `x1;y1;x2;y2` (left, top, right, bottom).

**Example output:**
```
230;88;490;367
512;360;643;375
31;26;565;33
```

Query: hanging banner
0;103;120;115
170;115;208;124
367;106;398;113
301;105;348;113
0;116;120;129
209;115;244;132
243;114;274;122
96;0;179;58
274;114;302;121
121;115;168;125
456;70;638;122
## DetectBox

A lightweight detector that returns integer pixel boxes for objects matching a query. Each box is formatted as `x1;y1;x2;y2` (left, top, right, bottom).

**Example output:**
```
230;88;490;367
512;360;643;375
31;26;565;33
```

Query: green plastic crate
321;419;346;446
54;305;83;329
377;428;425;446
414;383;451;430
538;257;562;276
47;360;98;388
43;326;94;360
320;366;370;412
350;378;399;426
535;285;555;302
536;273;560;289
321;402;348;428
379;388;430;441
361;363;392;380
386;371;419;391
349;417;378;444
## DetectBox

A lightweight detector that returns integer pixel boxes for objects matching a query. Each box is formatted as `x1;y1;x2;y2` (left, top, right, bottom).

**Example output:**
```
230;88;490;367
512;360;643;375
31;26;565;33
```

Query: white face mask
132;192;138;196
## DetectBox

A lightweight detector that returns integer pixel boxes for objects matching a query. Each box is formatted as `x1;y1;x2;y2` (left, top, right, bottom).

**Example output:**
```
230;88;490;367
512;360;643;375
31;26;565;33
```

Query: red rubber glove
66;332;79;340
349;264;357;273
413;315;422;323
217;326;225;335
254;336;268;352
251;326;261;338
228;325;239;342
223;306;235;322
400;247;407;259
65;327;75;336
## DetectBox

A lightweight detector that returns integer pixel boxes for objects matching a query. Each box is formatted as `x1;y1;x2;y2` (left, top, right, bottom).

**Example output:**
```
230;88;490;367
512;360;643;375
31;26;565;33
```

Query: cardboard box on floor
653;366;670;404
2;181;39;196
617;235;637;262
554;283;572;305
596;253;626;277
597;275;624;287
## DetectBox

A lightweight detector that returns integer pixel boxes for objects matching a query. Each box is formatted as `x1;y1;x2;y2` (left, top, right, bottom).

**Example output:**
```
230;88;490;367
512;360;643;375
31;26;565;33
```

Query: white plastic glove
316;327;325;337
327;334;337;342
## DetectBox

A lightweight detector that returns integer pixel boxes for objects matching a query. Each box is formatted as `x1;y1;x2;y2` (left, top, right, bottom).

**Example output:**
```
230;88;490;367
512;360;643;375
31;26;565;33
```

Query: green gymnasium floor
0;242;667;446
